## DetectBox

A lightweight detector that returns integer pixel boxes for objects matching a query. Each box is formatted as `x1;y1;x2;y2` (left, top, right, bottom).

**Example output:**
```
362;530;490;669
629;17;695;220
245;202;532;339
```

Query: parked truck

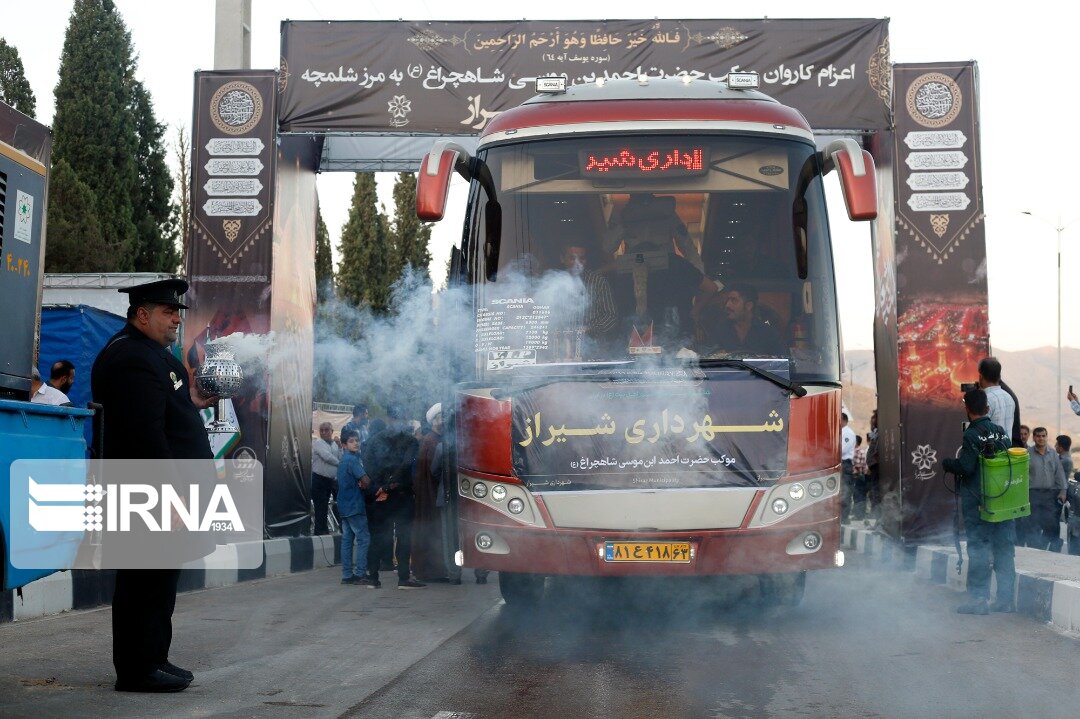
0;100;93;594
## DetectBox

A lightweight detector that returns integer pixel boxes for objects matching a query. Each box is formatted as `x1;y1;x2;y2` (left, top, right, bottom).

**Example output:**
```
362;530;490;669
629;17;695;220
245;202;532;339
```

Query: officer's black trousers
367;498;414;582
112;568;182;680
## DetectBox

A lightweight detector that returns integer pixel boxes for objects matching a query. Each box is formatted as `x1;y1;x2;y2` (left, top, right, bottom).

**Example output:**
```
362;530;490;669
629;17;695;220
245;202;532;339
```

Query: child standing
337;430;374;586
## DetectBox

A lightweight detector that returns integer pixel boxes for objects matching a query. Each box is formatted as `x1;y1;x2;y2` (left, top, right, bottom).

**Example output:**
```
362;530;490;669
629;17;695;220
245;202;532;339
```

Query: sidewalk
0;564;502;719
4;535;343;623
842;521;1080;634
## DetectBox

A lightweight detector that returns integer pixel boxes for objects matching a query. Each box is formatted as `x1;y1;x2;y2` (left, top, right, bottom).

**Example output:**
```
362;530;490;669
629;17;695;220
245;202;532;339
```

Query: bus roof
480;77;814;144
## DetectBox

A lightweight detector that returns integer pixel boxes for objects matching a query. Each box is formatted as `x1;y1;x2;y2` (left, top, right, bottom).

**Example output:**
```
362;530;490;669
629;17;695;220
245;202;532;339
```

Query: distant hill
842;346;1080;440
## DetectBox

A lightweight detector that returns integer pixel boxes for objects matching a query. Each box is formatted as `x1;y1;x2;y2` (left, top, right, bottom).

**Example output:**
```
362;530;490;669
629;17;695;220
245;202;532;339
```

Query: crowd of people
311;403;488;590
840;356;1080;616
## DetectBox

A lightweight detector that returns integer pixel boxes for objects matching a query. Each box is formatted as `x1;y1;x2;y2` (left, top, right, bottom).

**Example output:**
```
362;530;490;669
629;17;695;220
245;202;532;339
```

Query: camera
960;382;978;393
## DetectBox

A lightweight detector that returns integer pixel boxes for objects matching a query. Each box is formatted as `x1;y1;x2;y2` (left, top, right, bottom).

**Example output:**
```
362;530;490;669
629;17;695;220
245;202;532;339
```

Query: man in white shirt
978;357;1017;446
29;367;72;406
311;422;343;534
841;412;856;520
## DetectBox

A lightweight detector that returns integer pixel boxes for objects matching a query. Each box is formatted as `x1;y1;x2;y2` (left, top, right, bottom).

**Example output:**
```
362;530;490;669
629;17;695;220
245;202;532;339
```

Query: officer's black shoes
159;661;194;682
989;600;1016;613
956;600;990;615
115;669;190;692
398;578;427;589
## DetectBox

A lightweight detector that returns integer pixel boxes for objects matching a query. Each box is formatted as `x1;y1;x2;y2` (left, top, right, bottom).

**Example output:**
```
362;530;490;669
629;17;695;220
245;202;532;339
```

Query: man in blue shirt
337;431;374;586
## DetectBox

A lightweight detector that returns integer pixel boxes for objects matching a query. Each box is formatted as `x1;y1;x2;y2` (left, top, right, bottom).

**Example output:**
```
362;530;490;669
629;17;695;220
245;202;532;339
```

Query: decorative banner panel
191;72;276;272
279;18;890;134
185;71;278;487
890;62;990;544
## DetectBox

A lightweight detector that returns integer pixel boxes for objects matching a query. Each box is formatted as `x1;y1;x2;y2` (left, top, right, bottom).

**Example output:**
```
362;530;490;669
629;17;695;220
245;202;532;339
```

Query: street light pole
1022;211;1078;434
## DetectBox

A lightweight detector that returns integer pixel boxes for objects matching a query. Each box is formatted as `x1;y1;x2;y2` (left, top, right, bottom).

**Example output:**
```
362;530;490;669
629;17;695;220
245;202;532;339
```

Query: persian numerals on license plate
604;541;692;562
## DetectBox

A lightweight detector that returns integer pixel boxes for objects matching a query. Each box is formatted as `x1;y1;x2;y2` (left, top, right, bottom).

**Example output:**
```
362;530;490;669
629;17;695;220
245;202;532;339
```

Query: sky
5;0;1079;353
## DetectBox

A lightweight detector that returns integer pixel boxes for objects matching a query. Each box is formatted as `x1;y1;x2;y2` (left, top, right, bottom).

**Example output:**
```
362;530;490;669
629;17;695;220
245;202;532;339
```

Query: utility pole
214;0;252;70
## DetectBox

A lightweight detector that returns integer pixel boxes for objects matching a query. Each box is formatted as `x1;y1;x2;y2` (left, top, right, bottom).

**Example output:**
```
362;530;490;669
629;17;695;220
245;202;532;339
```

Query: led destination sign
580;146;709;178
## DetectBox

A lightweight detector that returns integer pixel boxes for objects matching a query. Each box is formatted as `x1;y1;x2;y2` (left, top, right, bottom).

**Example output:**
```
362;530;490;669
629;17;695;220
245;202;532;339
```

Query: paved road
1;555;1076;719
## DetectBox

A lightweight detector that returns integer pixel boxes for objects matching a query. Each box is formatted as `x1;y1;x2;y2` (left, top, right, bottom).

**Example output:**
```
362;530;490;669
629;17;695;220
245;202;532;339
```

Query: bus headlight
460;478;470;493
491;485;507;501
803;532;821;550
472;482;488;499
507;498;525;514
772;498;789;515
788;483;805;500
826;477;838;491
808;481;824;498
476;533;493;550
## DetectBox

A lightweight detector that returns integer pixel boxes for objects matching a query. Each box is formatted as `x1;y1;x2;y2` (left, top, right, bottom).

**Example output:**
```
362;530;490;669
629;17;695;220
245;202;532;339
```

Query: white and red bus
417;75;876;606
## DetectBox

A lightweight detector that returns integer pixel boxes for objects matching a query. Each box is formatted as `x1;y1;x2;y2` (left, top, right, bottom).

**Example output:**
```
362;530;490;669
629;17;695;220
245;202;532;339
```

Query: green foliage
336;173;393;311
0;38;35;117
45;159;113;272
51;0;174;272
130;80;178;271
315;206;334;302
389;172;432;280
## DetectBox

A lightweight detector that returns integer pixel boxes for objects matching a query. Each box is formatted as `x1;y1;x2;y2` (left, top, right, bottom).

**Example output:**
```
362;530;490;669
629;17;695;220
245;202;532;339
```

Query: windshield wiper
695;358;807;398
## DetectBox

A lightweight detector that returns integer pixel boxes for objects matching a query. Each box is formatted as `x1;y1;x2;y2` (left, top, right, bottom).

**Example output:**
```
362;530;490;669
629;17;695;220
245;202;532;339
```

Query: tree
315;205;334;302
130;79;178;272
45;159;112;272
389;172;432;280
52;0;141;271
0;38;35;117
337;173;393;311
172;124;191;268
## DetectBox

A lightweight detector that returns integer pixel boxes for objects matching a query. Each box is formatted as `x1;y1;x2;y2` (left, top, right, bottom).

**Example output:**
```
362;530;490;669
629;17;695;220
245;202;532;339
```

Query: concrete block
312;535;337;568
263;538;292;577
1050;579;1080;633
13;571;73;620
201;544;239;588
944;550;967;592
915;546;935;579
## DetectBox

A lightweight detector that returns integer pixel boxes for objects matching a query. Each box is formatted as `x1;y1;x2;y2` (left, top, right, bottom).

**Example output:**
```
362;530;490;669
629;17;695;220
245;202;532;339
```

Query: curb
1;534;342;624
842;523;1080;634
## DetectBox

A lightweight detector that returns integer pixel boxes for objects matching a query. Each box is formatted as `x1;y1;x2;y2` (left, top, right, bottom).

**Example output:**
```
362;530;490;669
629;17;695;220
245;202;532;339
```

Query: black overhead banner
510;366;790;491
279;18;890;134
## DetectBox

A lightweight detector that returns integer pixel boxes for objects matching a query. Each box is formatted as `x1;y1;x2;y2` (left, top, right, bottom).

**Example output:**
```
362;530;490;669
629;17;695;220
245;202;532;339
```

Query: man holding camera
942;389;1015;615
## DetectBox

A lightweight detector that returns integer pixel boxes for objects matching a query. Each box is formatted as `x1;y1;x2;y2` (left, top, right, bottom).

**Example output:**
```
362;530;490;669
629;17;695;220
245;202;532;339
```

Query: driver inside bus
696;282;786;358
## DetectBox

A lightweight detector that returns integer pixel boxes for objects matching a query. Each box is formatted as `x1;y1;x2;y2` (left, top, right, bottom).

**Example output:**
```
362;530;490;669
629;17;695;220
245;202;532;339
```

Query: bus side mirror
824;139;877;221
416;141;473;221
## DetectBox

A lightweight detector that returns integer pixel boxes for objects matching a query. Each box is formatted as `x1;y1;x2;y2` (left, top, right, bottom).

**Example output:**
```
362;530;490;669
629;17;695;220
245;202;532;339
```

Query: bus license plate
604;541;691;563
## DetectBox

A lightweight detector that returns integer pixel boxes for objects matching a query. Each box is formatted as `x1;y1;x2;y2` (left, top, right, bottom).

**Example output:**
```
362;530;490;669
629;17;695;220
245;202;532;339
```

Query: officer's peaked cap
119;278;189;309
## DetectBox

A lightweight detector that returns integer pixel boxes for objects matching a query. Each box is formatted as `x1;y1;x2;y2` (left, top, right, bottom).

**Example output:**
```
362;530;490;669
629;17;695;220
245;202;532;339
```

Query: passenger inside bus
694;282;787;358
550;239;618;361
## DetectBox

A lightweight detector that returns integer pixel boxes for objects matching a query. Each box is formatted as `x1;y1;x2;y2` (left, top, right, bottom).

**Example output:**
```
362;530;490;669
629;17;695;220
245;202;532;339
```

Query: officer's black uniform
942;415;1016;613
91;279;212;692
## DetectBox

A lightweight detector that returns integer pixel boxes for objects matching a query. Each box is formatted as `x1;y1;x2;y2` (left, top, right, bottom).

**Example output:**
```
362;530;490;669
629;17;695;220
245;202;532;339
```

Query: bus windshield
466;134;840;383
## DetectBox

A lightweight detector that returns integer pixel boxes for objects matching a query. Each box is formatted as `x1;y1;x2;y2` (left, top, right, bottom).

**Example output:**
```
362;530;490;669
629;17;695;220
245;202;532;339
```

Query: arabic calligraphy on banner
279;19;890;133
510;368;790;491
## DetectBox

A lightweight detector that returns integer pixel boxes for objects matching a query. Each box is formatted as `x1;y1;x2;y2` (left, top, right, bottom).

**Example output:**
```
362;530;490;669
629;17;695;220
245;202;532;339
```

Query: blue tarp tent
38;305;125;448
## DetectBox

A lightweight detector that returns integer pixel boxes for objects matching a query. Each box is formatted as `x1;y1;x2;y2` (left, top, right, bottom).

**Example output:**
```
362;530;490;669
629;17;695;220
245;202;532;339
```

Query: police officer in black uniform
91;279;217;692
942;388;1016;615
